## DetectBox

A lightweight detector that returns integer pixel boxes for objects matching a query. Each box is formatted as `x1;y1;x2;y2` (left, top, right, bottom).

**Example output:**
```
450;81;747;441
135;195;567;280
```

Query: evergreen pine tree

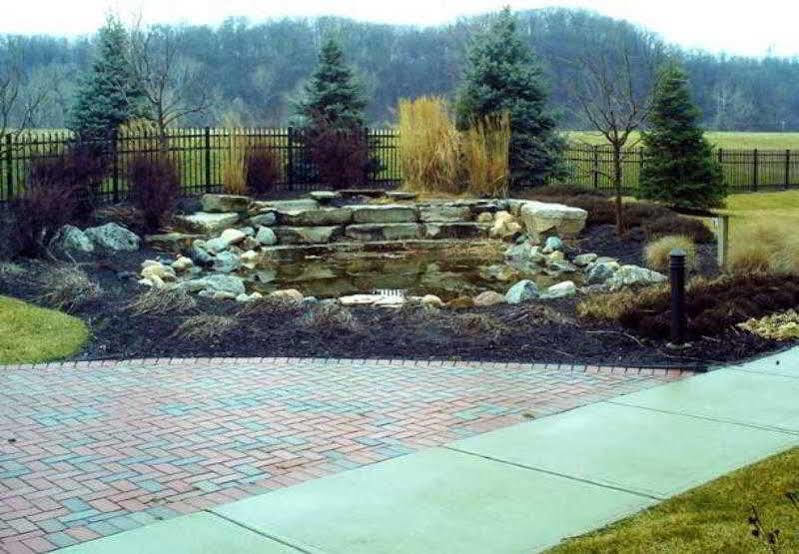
639;63;726;209
455;7;564;185
295;37;367;130
68;16;145;141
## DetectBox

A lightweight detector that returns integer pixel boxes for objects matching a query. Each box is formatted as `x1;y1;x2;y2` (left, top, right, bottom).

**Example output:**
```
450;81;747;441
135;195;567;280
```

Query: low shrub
450;313;510;338
172;315;237;342
302;303;363;336
246;146;283;195
738;310;799;341
127;288;197;316
127;154;181;232
306;118;371;189
577;286;667;322
236;296;303;318
36;265;102;313
643;214;715;244
616;273;799;338
644;235;698;272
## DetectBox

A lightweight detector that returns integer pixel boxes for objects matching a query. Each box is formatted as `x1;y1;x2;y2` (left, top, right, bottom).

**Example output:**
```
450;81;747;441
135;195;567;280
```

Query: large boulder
505;280;539;304
350;204;418;224
50;225;94;254
273;226;342;244
175;212;240;234
345;223;422;241
586;261;619;285
606;265;667;291
418;204;472;223
518;201;587;240
85;223;140;252
276;207;353;226
424;223;488;240
201;194;250;213
541;281;577;300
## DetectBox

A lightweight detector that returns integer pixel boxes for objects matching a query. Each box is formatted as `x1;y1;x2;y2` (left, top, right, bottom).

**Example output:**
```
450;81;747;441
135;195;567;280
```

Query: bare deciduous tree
569;30;663;234
127;24;209;147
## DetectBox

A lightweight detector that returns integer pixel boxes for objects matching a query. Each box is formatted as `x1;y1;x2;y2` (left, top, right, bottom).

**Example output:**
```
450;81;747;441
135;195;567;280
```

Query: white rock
269;289;304;302
573;253;598;267
542;281;577;299
490;211;523;239
421;294;445;309
240;250;259;269
519;201;587;240
171;256;194;272
473;291;505;307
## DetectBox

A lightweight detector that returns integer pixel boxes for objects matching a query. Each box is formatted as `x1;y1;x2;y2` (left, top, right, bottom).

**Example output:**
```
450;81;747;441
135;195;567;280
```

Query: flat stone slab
419;204;473;222
145;232;203;251
275;207;353;226
309;191;341;202
386;191;418;201
213;448;652;554
424;222;489;239
339;188;387;198
451;401;797;499
57;512;297;553
519;200;588;238
273;226;342;245
174;212;240;234
615;369;799;433
351;204;419;224
201;194;250;213
345;223;422;241
252;198;319;212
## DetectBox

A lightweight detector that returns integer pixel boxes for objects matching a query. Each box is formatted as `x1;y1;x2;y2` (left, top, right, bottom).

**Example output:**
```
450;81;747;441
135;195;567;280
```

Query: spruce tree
639;63;726;209
455;7;564;185
295;37;367;130
68;16;145;141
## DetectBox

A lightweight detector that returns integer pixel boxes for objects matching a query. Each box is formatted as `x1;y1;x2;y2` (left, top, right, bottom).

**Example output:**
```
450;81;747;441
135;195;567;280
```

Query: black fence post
204;127;212;193
592;145;599;189
111;129;119;203
785;149;791;189
670;249;687;345
286;127;294;189
4;134;11;201
752;148;759;191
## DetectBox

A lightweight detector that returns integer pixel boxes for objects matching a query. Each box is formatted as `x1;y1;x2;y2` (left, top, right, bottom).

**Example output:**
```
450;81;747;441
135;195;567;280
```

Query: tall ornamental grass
462;112;510;197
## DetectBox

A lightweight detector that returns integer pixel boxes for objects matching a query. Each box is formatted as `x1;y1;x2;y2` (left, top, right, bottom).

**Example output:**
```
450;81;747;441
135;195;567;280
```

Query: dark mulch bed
0;239;786;370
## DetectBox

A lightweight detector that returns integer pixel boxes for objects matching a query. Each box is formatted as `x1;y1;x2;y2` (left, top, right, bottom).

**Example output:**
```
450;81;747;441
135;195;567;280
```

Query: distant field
566;131;799;150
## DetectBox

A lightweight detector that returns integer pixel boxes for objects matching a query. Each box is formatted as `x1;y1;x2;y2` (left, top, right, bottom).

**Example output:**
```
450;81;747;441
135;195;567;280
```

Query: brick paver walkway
0;358;692;553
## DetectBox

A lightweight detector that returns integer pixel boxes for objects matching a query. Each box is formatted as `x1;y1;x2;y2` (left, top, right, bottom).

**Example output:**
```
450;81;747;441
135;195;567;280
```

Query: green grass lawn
0;295;89;365
567;131;799;150
548;447;799;553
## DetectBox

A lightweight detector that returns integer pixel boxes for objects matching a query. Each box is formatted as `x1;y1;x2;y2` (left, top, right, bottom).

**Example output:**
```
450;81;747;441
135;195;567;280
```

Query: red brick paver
0;358;693;552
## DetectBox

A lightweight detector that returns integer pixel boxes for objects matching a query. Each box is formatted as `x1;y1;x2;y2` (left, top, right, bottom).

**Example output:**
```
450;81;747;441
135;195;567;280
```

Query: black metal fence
1;130;798;205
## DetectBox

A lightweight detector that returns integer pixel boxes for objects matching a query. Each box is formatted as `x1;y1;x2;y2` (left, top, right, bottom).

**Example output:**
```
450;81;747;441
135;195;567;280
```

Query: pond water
246;247;573;301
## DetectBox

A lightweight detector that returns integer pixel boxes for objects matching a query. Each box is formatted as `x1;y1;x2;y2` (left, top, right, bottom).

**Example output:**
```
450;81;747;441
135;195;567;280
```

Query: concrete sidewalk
58;348;799;553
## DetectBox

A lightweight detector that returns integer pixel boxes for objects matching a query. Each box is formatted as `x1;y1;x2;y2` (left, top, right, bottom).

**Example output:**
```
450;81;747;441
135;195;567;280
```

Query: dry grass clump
642;215;715;244
738;310;799;341
450;313;510;338
36;265;102;313
172;315;237;342
462;113;511;197
126;288;197;316
577;285;667;322
644;235;697;272
301;303;363;335
222;130;249;195
728;219;799;274
398;96;461;194
236;296;304;318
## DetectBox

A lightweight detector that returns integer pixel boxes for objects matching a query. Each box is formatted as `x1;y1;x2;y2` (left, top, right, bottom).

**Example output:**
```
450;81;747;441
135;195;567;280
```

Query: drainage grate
372;289;407;298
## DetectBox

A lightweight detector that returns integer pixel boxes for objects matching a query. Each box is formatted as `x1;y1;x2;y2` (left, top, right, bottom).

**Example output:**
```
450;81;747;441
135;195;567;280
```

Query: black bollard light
670;248;686;345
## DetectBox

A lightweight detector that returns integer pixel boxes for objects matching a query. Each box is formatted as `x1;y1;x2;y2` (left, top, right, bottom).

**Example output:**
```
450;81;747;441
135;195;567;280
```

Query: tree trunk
613;144;624;235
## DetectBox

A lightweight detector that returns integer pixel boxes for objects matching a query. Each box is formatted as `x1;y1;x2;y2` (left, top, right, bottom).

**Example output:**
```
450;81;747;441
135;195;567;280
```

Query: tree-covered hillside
3;8;799;130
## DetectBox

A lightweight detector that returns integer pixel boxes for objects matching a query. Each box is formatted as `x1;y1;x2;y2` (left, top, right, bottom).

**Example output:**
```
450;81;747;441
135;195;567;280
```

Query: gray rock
345;223;422;241
189;242;214;266
309;191;341;203
247;212;277;227
273;226;342;244
205;228;246;254
252;199;318;212
255;227;277;246
505;280;539;304
51;225;94;254
543;236;563;253
203;274;246;296
541;281;577;299
424;223;488;240
573;253;598;267
548;260;579;273
418;204;472;223
213;251;241;273
606;265;667;291
587;261;620;285
350;204;418;224
175;212;240;233
275;207;352;226
201;194;250;213
386;191;418;201
85;223;140;252
505;242;545;266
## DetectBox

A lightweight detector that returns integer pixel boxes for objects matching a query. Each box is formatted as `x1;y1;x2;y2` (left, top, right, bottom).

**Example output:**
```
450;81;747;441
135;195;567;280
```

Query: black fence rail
2;130;799;205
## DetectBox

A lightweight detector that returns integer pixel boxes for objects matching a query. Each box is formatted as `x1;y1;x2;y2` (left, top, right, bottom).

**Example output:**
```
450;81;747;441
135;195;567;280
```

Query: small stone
490;211;523;240
171;256;194;272
573;253;598;267
248;212;277;227
203;274;246;296
269;289;304;302
473;291;505;307
141;262;176;282
420;294;445;309
548;251;565;262
220;228;246;245
189;242;214;266
255;226;277;246
505;280;539;304
213;251;241;273
543;236;563;253
541;281;577;299
240;227;255;237
138;278;154;288
240;250;259;269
